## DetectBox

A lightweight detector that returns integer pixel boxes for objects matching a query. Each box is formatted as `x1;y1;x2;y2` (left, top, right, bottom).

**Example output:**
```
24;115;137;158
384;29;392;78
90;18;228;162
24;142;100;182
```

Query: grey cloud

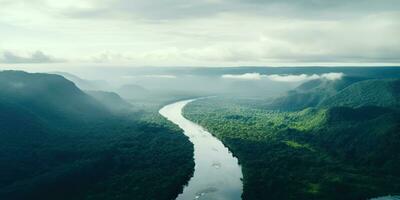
0;50;65;64
62;0;400;20
180;41;400;64
2;0;398;65
64;0;225;20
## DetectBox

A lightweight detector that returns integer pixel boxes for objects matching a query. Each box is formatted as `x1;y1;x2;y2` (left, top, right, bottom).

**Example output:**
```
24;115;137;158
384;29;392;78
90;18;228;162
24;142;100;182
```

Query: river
159;99;243;200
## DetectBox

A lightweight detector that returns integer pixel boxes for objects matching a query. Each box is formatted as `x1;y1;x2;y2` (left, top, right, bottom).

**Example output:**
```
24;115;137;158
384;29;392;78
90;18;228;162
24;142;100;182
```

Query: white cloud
0;50;64;64
222;73;264;80
221;72;344;82
320;72;344;80
266;74;318;82
266;73;344;82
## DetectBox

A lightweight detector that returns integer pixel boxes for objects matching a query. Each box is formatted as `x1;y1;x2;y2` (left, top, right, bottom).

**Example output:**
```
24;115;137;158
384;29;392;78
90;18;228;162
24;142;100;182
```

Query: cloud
222;73;264;80
266;74;319;82
266;73;344;82
0;1;399;66
59;0;400;21
221;72;344;82
320;72;344;80
82;15;400;65
267;73;344;82
0;50;64;64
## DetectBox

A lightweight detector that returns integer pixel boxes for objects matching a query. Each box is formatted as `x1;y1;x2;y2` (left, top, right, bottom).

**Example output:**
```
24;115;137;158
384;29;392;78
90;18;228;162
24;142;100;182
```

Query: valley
0;67;399;200
2;0;400;199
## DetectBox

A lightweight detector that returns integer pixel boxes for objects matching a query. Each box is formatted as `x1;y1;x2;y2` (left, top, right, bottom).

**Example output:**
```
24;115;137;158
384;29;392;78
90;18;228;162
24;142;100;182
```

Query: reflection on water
160;99;243;200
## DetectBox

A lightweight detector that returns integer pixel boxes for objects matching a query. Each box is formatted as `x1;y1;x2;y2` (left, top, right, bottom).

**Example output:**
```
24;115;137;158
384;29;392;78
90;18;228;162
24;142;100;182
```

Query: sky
0;0;399;67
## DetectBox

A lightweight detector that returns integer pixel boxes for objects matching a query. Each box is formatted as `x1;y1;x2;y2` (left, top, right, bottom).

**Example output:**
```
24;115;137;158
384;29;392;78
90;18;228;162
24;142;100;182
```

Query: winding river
159;99;243;200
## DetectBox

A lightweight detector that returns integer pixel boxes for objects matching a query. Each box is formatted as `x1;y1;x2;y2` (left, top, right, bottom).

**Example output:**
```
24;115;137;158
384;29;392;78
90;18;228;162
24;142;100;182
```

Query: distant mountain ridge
270;76;367;110
0;70;110;127
270;76;400;110
86;90;134;113
52;71;109;91
320;79;400;108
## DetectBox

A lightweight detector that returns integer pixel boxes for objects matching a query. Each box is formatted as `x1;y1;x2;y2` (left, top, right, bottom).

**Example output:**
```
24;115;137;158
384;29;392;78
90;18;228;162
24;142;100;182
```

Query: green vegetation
270;76;367;111
270;77;400;112
183;78;400;200
320;79;400;108
85;90;134;114
2;68;400;200
0;71;194;200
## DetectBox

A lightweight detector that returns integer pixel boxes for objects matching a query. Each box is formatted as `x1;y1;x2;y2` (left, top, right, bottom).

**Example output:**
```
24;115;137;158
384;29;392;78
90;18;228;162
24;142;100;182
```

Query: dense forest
2;0;400;196
183;77;400;200
1;68;400;200
0;71;194;200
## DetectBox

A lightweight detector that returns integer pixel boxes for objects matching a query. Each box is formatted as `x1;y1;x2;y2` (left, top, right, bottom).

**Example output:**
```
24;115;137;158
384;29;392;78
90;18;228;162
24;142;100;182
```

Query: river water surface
159;99;243;200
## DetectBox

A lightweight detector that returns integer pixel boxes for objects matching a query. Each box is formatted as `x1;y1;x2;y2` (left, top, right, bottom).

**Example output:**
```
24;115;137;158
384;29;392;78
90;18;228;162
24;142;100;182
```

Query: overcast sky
0;0;399;67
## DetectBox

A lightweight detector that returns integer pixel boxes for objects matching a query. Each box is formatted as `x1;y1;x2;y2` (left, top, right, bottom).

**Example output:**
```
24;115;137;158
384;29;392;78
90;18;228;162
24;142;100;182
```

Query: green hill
117;84;150;100
270;76;367;111
0;71;193;200
0;71;110;127
316;106;400;169
321;79;400;108
52;71;109;91
86;90;134;114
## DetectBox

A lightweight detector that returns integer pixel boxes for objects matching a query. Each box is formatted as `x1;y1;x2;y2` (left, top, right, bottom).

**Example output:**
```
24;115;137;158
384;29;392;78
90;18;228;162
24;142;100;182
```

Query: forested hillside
320;79;400;108
0;71;194;200
183;78;400;200
269;76;367;111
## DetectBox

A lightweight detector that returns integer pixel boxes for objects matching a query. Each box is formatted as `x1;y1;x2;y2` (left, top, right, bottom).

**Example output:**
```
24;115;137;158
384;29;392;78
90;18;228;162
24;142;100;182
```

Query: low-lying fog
37;66;352;103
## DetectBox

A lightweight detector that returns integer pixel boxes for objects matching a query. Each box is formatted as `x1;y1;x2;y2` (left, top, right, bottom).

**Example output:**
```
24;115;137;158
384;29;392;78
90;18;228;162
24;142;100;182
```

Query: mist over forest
1;0;400;199
0;66;399;200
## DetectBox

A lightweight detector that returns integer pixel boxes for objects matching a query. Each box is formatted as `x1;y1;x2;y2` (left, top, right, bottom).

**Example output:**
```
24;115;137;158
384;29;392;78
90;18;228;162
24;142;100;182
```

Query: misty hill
279;78;400;184
320;79;400;108
270;76;367;110
86;90;134;113
223;79;292;98
0;71;193;200
0;71;110;127
94;66;400;79
117;84;150;99
52;71;109;91
296;76;367;92
116;84;205;105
